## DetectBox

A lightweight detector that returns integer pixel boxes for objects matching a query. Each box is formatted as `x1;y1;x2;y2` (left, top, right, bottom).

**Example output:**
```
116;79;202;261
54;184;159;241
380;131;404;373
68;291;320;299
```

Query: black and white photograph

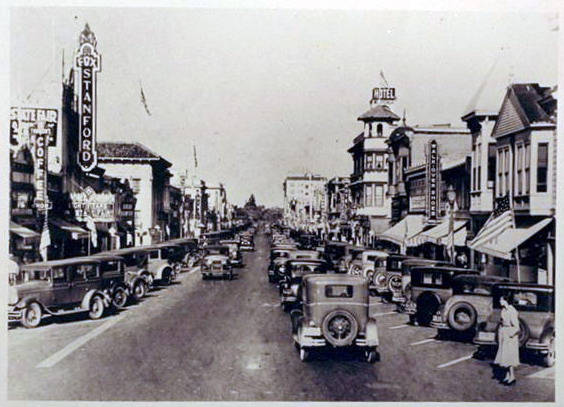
3;0;561;403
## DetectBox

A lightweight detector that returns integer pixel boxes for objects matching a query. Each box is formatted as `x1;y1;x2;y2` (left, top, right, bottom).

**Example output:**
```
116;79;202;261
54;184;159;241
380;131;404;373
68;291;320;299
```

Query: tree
245;194;257;208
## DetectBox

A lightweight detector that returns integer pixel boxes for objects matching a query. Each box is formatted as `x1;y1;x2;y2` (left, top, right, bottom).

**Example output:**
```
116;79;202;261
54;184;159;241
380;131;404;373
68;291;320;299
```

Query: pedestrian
493;294;520;385
456;251;468;268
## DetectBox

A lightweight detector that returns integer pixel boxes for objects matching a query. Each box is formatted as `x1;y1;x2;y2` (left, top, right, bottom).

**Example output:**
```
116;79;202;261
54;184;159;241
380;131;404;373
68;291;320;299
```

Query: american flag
469;195;514;250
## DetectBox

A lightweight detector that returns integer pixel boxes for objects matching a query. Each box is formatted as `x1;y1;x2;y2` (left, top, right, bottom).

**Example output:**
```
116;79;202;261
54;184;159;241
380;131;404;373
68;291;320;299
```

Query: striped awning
408;220;468;247
473;218;553;260
378;215;426;247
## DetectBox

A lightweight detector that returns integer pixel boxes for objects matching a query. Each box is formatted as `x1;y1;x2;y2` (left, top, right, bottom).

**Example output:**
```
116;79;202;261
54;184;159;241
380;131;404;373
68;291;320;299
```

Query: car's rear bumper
404;301;417;315
526;340;550;352
430;321;449;329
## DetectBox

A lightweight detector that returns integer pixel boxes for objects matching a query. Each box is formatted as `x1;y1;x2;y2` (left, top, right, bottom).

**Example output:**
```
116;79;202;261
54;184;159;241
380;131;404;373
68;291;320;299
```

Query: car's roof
167;238;197;245
453;274;511;286
204;244;230;250
403;258;450;266
288;258;325;265
303;274;366;286
220;240;239;243
363;250;389;256
493;283;554;292
21;254;123;269
152;242;182;249
412;266;478;274
272;245;296;250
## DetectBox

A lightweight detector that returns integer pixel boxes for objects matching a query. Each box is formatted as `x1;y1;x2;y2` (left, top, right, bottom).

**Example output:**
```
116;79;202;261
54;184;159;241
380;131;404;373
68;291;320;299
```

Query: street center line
389;324;409;330
372;311;398;317
410;338;437;346
36;315;123;368
437;354;474;369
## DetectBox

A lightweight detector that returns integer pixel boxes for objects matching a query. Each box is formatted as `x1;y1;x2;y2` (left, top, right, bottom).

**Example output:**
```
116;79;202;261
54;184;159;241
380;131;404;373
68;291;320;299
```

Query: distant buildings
283;173;326;230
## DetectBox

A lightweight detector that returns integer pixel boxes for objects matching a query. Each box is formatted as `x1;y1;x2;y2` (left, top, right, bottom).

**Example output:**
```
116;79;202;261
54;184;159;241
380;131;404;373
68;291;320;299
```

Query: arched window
377;124;383;137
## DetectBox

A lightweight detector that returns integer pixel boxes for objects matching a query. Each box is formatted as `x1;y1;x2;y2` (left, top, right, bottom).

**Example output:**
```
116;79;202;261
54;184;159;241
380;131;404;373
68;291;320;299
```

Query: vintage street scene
6;5;558;403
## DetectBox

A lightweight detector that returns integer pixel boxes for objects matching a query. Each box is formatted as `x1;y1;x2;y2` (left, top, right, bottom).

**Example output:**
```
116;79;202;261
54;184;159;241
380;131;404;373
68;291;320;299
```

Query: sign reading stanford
74;23;100;172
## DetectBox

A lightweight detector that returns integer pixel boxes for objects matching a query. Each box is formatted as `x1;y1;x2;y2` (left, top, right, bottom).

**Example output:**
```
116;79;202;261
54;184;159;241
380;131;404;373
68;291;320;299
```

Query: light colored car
348;250;389;287
200;245;234;280
292;274;380;363
220;239;243;267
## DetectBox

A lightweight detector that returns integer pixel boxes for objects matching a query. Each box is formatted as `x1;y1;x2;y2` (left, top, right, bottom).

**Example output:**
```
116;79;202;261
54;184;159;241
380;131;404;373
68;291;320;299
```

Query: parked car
220;239;243;267
297;234;320;250
143;242;183;285
167;238;199;268
98;247;153;301
404;265;479;326
8;256;117;328
393;258;451;305
371;254;414;301
473;283;555;367
291;274;380;362
348;249;388;283
279;259;329;311
275;250;322;284
200;245;234;280
323;241;352;273
240;235;255;251
268;245;297;283
430;274;511;334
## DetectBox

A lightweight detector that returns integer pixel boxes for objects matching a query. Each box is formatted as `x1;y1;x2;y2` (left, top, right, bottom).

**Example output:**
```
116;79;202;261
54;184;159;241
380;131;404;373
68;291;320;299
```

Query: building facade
283;173;327;230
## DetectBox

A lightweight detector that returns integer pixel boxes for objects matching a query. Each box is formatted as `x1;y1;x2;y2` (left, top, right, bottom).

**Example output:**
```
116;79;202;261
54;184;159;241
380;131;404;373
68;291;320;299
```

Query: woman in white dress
494;295;520;385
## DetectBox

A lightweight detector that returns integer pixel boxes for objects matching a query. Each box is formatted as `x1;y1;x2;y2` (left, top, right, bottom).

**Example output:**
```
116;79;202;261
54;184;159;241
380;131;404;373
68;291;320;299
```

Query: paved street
8;231;554;402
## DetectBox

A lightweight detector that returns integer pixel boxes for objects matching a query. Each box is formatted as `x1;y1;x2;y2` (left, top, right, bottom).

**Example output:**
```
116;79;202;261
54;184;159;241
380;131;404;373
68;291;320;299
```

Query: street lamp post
447;185;456;263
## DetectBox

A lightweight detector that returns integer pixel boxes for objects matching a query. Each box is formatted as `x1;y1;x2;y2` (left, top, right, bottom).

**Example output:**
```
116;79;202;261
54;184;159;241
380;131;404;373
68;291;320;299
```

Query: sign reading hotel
31;122;51;212
74;24;101;172
426;140;440;221
10;107;58;148
372;87;396;104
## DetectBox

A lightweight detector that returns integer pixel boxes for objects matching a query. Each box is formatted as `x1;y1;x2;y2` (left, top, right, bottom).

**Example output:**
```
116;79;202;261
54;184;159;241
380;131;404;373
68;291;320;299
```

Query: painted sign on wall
426;140;441;221
10;107;58;158
74;23;101;172
71;187;115;222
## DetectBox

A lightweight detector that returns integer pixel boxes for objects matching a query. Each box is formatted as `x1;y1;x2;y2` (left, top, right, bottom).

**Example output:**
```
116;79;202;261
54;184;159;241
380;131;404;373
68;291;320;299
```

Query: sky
10;7;558;207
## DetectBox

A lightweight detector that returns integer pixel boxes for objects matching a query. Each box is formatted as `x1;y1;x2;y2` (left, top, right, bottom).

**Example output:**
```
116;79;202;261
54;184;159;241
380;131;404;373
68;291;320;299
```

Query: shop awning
10;221;40;240
377;215;426;247
408;220;468;247
473;218;553;260
50;218;89;239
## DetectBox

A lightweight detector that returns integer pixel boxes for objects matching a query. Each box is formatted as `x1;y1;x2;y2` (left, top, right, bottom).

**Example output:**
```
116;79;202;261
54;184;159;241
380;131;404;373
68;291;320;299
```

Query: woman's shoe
503;380;516;386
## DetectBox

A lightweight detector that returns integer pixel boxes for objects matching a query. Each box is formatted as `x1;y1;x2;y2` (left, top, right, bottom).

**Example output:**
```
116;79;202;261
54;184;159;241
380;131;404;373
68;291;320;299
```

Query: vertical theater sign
74;24;101;172
426;140;440;222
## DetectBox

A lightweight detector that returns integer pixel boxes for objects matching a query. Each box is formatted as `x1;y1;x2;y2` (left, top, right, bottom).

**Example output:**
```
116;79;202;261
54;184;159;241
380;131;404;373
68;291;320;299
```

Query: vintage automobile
239;234;255;251
370;254;414;301
323;241;352;273
8;256;117;328
167;237;199;268
348;249;388;282
291;274;380;362
268;245;297;283
220;239;243;267
274;250;322;284
142;242;182;285
473;283;555;367
200;245;234;280
297;234;320;250
404;265;479;326
393;258;451;305
430;274;511;334
279;259;329;311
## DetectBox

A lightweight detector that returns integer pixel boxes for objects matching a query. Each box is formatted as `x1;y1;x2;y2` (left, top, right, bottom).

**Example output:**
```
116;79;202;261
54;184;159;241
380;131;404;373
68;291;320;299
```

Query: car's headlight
375;273;386;286
8;287;18;306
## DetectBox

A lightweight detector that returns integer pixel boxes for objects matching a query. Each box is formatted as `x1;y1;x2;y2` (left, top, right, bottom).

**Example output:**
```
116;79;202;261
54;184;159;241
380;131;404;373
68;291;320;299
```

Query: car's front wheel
162;269;173;286
88;296;105;320
112;287;128;309
21;302;42;329
132;280;147;302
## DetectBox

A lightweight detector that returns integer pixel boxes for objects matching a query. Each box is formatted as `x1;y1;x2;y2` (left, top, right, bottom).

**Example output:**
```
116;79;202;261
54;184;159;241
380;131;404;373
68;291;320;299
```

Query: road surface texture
8;231;554;401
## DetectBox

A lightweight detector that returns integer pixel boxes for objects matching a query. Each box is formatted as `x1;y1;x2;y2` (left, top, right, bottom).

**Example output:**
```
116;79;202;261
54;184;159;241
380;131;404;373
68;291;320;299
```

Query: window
365;185;373;206
504;148;510;195
149;251;159;259
101;261;119;272
325;285;353;298
388;161;394;185
487;144;496;186
76;264;98;279
375;185;384;207
375;154;384;169
11;171;32;183
524;143;530;193
476;144;482;190
516;144;523;195
537;143;548;192
130;178;141;194
52;268;66;283
497;149;504;197
11;191;31;209
366;154;374;170
377;124;383;137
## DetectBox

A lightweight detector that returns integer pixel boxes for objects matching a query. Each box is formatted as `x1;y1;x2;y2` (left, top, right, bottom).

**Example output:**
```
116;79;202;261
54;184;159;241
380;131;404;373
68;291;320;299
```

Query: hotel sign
74;24;101;172
31;122;51;212
372;87;396;104
426;140;440;221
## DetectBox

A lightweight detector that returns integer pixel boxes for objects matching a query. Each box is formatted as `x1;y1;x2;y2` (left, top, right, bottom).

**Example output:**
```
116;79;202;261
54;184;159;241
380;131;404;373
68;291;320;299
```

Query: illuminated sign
31;122;51;212
372;87;396;104
426;140;440;221
10;108;58;159
74;24;101;172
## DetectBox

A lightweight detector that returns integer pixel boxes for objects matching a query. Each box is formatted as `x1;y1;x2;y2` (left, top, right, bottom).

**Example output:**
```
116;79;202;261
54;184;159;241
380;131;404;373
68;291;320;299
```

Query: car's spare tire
447;302;477;332
322;309;358;347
